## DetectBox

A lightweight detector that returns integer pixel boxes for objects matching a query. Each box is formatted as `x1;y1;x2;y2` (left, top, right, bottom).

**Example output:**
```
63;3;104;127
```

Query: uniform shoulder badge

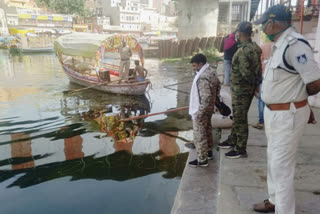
297;54;308;64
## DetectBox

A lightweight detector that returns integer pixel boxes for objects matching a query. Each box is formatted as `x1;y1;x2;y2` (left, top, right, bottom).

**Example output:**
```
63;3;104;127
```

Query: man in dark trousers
223;32;238;86
218;22;262;159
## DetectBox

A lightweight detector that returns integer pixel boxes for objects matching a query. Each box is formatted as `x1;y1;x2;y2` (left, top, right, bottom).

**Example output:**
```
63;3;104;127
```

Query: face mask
262;22;291;41
235;35;239;43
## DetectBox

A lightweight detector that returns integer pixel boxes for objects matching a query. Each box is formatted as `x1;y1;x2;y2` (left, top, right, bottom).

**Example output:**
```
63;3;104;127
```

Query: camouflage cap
254;4;292;25
236;21;252;34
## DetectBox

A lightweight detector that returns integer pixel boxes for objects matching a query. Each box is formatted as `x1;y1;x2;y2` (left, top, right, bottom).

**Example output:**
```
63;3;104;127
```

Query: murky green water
0;50;194;214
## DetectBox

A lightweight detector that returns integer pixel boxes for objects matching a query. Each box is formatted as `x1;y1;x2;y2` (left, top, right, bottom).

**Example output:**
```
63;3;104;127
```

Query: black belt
121;59;129;61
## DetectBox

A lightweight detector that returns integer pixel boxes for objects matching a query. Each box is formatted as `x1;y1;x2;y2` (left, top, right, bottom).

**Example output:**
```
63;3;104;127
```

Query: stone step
216;104;320;214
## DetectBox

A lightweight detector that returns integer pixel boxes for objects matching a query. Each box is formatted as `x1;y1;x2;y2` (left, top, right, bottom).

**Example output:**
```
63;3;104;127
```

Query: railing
253;4;319;22
290;4;319;20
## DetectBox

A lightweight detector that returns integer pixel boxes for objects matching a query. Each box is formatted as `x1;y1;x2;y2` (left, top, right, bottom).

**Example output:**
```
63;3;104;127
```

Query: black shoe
225;150;248;159
218;140;233;149
188;159;208;167
208;151;214;160
185;142;196;149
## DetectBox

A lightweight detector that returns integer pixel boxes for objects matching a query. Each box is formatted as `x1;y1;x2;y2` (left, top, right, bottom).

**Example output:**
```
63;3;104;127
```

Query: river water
0;50;194;214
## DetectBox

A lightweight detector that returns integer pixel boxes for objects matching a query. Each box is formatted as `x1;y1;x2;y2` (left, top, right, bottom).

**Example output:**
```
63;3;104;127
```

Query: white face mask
235;34;239;43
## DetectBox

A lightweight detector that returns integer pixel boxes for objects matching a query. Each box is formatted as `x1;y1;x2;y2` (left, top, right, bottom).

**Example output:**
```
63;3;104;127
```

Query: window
232;4;243;22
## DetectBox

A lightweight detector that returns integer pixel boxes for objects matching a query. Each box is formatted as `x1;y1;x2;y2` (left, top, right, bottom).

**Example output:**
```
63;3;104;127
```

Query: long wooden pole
119;106;189;122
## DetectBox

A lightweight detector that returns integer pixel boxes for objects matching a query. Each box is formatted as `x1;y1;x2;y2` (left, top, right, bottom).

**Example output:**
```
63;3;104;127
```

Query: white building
103;0;142;34
97;16;111;30
119;0;142;32
0;8;9;35
6;14;19;26
140;7;159;25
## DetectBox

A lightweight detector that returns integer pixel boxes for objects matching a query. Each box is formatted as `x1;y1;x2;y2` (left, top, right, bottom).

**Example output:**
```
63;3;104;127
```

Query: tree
35;0;86;16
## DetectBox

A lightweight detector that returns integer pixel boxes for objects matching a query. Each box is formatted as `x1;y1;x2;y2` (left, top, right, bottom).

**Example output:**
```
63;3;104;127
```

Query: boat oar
65;75;135;94
119;106;189;122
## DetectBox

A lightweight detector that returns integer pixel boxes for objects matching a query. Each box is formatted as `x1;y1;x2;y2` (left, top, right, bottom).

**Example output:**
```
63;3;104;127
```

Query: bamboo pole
119;106;189;122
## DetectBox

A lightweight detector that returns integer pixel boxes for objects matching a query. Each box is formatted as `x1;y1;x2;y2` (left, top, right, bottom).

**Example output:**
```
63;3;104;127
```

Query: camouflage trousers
227;87;255;152
193;111;213;162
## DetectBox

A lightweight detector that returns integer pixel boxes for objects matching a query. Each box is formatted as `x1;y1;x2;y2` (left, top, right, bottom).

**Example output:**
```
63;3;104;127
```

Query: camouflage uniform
193;66;221;162
227;40;262;152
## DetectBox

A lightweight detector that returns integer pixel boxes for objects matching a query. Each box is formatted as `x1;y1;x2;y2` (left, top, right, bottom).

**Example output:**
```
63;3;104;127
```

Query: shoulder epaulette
286;35;298;46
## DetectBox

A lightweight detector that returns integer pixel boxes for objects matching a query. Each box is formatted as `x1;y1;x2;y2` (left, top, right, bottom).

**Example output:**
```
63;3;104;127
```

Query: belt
121;59;129;61
267;99;308;111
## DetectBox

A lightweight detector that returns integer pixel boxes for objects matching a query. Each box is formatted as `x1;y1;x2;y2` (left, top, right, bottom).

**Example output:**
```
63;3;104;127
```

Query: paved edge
171;148;220;214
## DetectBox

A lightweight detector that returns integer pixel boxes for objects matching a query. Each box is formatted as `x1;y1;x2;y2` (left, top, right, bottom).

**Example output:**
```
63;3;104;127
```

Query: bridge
176;0;260;39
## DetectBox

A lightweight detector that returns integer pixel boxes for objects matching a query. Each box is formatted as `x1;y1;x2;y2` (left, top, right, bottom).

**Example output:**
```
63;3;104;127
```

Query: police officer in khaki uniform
253;5;320;214
118;41;132;81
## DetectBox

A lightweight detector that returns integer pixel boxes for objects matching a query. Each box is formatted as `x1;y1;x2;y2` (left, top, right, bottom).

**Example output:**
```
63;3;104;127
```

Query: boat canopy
54;32;144;62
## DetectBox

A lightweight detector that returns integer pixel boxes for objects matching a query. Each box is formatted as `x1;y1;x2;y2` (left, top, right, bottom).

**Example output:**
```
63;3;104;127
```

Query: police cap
254;4;292;25
236;21;253;35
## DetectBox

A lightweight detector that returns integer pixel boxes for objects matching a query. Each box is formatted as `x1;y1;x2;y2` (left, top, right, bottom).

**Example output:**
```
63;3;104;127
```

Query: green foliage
35;0;85;15
161;47;223;64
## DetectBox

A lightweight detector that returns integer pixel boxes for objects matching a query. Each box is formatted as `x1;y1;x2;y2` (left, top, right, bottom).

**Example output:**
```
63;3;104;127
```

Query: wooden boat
62;64;149;95
0;36;15;49
8;34;56;54
19;47;55;53
54;32;150;95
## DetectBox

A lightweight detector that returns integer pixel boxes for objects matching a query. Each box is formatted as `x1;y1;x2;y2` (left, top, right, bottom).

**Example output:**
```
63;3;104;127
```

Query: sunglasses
261;20;272;30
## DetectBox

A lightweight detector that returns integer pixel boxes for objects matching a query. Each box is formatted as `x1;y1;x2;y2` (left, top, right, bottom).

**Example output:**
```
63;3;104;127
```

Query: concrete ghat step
171;149;220;214
216;120;320;214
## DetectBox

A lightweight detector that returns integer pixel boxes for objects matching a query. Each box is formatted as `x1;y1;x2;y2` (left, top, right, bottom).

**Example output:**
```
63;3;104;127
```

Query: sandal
252;123;264;130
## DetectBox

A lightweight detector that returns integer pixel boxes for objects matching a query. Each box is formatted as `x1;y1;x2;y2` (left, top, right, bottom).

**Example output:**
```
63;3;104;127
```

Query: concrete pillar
229;0;233;32
247;0;251;21
0;8;9;35
178;0;219;40
315;17;320;64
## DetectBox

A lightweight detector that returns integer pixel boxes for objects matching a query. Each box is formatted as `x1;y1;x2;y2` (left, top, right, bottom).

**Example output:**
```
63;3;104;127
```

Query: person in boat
133;60;148;82
117;41;132;82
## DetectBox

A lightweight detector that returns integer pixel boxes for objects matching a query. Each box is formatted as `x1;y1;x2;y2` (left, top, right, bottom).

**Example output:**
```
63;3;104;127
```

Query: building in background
85;0;104;16
152;0;164;13
0;8;9;35
140;7;159;32
2;0;73;34
102;0;143;35
168;1;178;16
4;0;38;9
217;0;253;35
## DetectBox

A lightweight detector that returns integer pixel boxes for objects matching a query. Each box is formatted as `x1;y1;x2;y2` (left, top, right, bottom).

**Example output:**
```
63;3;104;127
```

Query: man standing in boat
117;40;132;82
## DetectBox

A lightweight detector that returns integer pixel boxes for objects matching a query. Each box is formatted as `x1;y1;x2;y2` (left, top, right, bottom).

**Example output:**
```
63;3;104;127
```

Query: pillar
178;0;219;40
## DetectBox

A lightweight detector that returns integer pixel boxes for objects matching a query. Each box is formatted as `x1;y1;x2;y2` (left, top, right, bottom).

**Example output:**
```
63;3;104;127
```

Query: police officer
253;5;320;214
117;41;132;81
218;22;262;159
188;53;220;167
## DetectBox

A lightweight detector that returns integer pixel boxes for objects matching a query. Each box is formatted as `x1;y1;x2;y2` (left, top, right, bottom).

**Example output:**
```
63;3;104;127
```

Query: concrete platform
216;104;320;214
172;97;320;214
171;149;220;214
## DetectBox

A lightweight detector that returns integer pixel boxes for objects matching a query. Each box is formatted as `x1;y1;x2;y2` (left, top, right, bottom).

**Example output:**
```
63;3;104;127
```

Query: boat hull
20;48;55;53
63;65;150;96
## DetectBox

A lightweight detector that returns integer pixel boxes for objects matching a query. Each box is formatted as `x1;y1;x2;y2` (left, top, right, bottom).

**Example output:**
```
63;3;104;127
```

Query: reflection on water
0;50;193;214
